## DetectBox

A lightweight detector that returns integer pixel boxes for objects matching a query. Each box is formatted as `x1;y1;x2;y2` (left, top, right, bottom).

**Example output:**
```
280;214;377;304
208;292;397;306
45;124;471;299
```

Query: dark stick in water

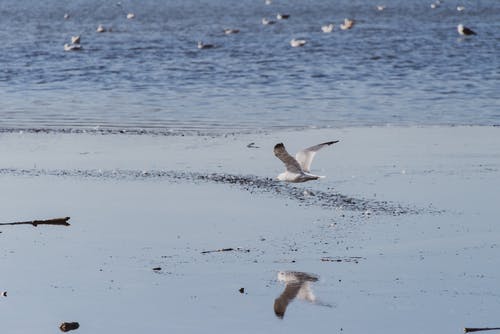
0;217;70;227
464;328;500;333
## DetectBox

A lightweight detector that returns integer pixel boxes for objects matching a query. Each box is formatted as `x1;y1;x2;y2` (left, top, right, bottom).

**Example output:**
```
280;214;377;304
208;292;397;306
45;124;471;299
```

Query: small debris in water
152;267;162;271
59;322;79;332
321;256;364;263
246;142;259;148
201;247;250;254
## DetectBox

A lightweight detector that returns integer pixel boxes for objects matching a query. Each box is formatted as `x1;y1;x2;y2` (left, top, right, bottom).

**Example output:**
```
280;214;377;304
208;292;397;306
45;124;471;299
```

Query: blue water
0;0;499;133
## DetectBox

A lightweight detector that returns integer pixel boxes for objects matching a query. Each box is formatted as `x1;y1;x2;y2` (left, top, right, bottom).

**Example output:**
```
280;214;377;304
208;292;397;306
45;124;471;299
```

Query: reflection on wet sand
274;271;320;318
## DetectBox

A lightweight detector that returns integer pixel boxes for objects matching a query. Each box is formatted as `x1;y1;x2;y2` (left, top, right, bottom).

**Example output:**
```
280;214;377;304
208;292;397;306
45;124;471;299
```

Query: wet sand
1;126;499;333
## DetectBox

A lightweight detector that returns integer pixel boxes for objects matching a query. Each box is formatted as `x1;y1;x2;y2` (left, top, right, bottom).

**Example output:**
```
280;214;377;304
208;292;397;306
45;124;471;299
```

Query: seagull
340;18;355;30
290;38;307;47
197;41;215;49
430;2;439;9
63;13;70;20
96;24;107;33
126;13;135;19
64;43;82;51
321;24;334;33
376;5;386;11
457;24;476;36
262;17;276;25
457;5;465;11
274;140;339;182
277;13;290;20
274;271;318;318
71;35;80;44
224;28;240;35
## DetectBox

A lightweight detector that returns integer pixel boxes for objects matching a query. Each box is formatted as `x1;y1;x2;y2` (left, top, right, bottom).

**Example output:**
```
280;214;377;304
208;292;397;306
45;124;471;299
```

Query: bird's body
197;41;215;49
224;28;240;35
64;43;82;51
262;17;276;25
71;35;80;44
457;24;476;36
376;5;386;11
274;140;339;183
290;38;307;47
126;13;135;19
321;24;334;33
340;18;355;30
277;13;290;20
457;6;465;12
96;24;106;33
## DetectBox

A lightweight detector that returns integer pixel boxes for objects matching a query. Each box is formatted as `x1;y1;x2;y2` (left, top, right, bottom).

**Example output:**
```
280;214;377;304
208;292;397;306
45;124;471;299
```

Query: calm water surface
0;0;499;132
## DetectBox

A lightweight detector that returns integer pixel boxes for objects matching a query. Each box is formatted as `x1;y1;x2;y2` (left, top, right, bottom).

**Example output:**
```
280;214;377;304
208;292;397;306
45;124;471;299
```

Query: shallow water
1;127;500;333
1;0;499;132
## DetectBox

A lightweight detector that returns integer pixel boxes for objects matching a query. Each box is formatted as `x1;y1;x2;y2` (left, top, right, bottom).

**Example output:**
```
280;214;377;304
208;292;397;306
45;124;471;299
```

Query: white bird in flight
274;140;339;182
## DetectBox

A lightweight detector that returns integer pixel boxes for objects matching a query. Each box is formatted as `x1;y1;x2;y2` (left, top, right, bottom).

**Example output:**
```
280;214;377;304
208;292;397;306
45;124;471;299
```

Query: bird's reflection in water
274;271;326;318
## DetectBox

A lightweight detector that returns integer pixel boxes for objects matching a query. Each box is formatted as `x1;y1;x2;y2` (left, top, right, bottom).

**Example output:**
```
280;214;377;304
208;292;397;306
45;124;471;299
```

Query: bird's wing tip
274;143;284;149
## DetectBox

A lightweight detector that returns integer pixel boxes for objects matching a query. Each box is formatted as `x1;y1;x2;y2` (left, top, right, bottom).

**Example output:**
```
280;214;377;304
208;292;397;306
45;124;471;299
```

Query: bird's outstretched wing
295;140;339;173
274;143;303;174
274;282;301;318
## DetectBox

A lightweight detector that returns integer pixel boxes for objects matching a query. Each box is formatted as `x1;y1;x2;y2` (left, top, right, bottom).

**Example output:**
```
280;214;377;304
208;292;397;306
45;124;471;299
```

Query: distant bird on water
63;13;70;20
457;24;476;36
277;13;290;20
224;28;240;35
376;5;386;11
64;35;82;51
290;38;307;47
126;13;135;19
262;17;276;25
321;24;334;33
274;140;339;182
96;24;107;33
197;41;215;49
340;18;355;30
457;6;465;11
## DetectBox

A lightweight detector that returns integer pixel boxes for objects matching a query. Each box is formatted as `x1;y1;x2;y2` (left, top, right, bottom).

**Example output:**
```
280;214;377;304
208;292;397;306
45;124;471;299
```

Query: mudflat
1;126;499;333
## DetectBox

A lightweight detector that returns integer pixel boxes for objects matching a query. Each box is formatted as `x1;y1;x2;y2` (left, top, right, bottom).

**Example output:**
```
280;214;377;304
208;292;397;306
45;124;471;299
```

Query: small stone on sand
59;322;79;332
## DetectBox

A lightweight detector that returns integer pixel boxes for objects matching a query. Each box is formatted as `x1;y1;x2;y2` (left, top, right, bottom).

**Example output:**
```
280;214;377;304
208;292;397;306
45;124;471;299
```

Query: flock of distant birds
63;0;477;52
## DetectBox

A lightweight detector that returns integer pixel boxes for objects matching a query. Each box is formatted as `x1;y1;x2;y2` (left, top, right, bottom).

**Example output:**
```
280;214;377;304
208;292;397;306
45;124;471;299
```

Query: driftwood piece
465;328;500;333
201;247;250;254
0;217;70;227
